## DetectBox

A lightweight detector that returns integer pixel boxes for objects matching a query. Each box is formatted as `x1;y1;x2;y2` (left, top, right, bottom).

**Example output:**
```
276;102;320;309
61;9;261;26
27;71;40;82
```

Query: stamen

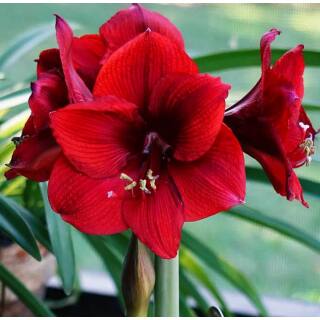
125;181;137;191
299;122;310;132
300;134;315;166
139;179;151;194
146;169;159;181
150;179;157;191
146;169;159;191
120;173;133;182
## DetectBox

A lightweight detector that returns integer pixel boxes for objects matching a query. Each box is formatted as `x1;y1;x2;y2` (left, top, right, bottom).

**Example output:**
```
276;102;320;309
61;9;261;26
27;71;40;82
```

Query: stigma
300;134;315;166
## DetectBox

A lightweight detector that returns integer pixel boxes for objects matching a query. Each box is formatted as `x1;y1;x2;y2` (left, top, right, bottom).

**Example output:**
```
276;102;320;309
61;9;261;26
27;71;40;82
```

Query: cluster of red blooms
5;4;317;258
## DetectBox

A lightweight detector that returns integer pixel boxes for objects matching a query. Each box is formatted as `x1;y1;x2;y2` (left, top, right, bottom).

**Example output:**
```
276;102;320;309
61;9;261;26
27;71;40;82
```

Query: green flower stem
154;252;179;317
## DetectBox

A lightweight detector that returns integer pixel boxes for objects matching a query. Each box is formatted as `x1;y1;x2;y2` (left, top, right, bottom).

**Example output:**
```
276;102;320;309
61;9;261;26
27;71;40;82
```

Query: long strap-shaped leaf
180;249;231;316
6;196;52;251
226;206;320;253
194;49;320;72
0;263;54;316
182;230;267;316
0;194;41;261
39;182;75;295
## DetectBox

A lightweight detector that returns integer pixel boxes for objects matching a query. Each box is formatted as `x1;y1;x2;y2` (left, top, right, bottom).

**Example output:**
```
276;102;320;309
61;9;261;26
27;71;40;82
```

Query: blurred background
0;3;319;316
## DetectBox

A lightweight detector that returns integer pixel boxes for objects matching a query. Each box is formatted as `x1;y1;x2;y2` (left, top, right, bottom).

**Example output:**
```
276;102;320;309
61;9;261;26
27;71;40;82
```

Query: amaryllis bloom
5;4;184;181
48;29;246;258
225;29;318;207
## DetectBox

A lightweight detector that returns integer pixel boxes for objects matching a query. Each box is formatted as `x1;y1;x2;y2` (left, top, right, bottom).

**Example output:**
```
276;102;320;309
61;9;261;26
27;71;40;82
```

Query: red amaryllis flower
5;4;184;181
225;29;318;207
48;30;246;258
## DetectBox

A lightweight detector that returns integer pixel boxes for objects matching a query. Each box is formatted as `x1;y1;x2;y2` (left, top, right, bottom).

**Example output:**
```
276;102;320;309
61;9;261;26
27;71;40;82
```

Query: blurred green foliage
0;3;319;316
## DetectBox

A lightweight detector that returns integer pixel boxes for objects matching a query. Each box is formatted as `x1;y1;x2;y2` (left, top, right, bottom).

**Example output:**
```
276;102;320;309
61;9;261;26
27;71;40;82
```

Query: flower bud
121;234;155;317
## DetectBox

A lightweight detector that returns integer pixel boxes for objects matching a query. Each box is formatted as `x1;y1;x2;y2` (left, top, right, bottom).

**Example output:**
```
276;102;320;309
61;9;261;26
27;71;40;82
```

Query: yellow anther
300;136;315;166
124;181;137;191
120;173;134;182
146;169;159;181
150;179;157;191
146;169;159;191
139;179;151;194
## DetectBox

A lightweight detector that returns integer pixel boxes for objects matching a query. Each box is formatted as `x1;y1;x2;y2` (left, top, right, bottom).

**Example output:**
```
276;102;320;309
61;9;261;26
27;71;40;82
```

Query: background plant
0;3;319;316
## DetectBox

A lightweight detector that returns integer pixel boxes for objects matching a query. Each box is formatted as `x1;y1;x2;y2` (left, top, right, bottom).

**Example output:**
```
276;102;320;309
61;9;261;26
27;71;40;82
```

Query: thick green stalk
154;252;179;317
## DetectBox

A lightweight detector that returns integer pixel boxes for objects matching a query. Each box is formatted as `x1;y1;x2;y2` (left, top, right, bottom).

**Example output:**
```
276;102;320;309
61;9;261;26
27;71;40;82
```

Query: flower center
300;134;315;166
120;169;159;195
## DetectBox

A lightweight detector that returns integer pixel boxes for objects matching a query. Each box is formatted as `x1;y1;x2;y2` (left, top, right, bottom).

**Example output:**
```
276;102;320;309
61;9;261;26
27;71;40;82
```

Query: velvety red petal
5;129;60;182
94;30;198;108
169;124;246;221
48;155;127;234
21;115;36;136
36;48;62;76
122;173;184;259
100;3;184;60
55;15;92;102
247;143;308;207
50;97;145;179
149;73;230;161
29;73;68;131
72;34;106;89
260;28;280;78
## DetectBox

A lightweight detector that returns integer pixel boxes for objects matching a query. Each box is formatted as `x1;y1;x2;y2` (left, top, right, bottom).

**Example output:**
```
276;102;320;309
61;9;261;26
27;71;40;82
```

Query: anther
300;135;315;166
146;169;159;191
125;181;137;191
146;169;159;181
120;173;134;182
139;179;151;194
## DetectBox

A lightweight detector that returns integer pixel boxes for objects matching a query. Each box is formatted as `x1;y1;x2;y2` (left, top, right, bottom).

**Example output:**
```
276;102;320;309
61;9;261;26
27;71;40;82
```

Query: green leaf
180;268;209;313
179;297;196;316
226;206;320;253
84;234;123;293
246;166;320;197
23;180;46;218
194;49;320;72
6;196;51;251
39;182;75;295
304;104;320;112
180;248;231;316
0;24;55;72
0;194;41;261
0;263;54;316
182;230;267;316
0;87;30;111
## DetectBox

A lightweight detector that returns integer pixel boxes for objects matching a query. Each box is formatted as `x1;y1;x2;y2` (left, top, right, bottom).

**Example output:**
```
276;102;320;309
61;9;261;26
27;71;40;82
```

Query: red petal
272;44;304;98
72;34;106;89
21;115;36;136
55;15;92;102
149;73;230;161
169;124;246;221
50;97;145;178
122;173;184;259
48;155;127;234
94;30;198;108
247;144;308;207
29;73;68;131
260;28;280;78
36;48;62;76
100;3;184;59
5;130;60;182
